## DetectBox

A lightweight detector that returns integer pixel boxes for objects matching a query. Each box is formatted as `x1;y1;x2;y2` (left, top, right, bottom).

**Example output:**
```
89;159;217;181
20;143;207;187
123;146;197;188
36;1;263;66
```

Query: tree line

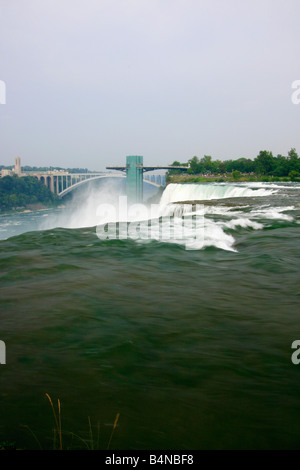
0;175;59;212
0;165;90;174
168;148;300;179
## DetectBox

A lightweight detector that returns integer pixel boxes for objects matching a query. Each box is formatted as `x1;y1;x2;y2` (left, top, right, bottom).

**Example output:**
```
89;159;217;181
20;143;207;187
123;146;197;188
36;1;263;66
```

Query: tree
232;170;241;180
214;160;226;174
0;176;59;212
254;150;275;175
289;170;300;181
187;156;201;174
200;155;214;173
287;148;300;173
288;148;299;161
166;160;186;179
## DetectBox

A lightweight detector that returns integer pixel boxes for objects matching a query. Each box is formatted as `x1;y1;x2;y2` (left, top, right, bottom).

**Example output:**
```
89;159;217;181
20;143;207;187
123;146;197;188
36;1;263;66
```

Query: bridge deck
106;166;188;172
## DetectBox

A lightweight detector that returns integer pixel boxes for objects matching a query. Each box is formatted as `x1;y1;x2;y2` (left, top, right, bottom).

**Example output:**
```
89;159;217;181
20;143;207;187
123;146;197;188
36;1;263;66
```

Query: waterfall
159;183;277;206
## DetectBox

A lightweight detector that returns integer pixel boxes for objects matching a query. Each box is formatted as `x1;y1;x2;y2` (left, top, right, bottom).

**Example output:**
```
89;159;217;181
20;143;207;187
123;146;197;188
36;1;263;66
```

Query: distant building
0;156;22;178
0;169;13;177
14;157;21;176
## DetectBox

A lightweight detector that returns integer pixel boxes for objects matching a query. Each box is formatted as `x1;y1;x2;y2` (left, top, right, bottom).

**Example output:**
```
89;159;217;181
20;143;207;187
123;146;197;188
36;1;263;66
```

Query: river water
0;181;299;449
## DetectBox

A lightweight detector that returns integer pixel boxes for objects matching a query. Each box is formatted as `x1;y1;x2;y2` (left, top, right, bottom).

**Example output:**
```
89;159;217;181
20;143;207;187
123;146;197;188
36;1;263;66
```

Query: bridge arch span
58;174;161;198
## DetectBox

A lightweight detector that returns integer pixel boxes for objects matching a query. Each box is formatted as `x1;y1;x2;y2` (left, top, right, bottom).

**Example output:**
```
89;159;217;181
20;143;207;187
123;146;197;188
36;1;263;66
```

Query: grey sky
1;0;299;170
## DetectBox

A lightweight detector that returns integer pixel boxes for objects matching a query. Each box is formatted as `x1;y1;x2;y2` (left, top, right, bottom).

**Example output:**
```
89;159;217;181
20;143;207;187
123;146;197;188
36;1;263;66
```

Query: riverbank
0;203;63;216
167;174;300;184
0;175;60;214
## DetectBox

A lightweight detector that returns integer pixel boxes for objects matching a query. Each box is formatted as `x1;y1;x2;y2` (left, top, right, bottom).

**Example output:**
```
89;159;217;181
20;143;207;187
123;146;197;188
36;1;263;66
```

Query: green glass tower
126;155;143;205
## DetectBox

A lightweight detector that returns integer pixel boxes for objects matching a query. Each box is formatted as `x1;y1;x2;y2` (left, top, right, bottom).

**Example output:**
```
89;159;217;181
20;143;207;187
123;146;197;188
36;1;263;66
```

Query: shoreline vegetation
0;393;120;450
166;148;300;184
166;173;299;184
0;175;59;214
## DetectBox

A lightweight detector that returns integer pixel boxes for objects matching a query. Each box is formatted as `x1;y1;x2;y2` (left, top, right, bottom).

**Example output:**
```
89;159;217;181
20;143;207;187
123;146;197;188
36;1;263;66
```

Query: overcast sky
0;0;299;170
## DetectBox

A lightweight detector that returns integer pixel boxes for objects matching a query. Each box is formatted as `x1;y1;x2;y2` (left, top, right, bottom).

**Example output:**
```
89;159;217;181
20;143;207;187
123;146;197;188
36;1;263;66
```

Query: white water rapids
1;181;298;252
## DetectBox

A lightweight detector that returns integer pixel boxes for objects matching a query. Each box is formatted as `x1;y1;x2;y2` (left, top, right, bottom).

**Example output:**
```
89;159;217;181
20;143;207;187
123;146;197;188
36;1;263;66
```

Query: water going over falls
0;181;299;449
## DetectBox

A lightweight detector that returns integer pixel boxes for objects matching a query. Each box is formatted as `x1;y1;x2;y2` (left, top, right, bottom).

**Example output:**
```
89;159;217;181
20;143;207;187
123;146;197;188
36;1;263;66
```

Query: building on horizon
0;168;13;177
14;157;21;176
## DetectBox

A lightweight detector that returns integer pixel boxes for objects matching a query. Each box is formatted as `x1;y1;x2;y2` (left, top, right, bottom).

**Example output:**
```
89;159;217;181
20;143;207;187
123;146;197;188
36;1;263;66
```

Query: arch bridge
26;171;163;199
21;155;188;203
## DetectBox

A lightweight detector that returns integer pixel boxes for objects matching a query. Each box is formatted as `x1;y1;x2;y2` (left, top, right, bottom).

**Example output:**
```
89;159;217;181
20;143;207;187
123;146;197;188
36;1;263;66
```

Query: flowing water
0;181;299;449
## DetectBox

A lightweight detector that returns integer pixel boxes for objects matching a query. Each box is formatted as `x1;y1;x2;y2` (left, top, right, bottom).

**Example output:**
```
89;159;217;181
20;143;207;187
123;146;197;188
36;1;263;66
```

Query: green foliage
170;148;299;179
0;176;59;212
289;170;300;181
232;170;241;180
166;160;188;181
185;155;256;175
254;149;300;176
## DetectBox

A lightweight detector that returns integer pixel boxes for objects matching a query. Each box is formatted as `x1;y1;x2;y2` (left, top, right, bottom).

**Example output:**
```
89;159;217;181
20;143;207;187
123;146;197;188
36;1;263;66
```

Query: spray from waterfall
38;181;295;252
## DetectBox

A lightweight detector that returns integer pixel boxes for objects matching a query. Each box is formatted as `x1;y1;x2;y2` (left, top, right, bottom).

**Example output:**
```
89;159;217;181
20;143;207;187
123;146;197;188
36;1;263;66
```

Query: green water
0;182;299;449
